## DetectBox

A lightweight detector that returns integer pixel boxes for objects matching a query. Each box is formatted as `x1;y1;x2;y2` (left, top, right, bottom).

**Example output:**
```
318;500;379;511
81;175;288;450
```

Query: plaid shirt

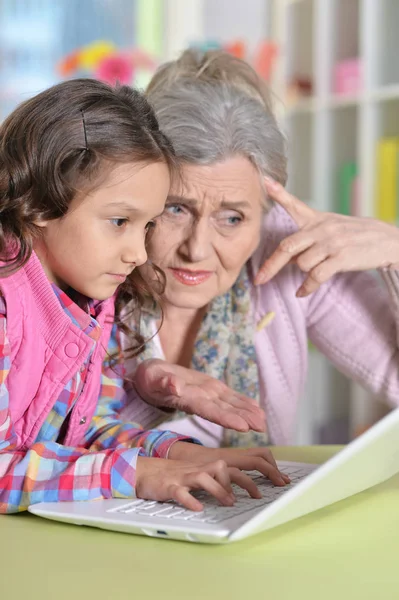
0;285;191;513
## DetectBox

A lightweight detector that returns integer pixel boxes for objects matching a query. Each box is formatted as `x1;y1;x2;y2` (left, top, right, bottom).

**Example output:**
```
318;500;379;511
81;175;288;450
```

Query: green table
2;446;399;600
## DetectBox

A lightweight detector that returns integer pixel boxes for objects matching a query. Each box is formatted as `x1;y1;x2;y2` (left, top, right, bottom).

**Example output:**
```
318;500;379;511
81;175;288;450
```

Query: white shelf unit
271;0;399;442
161;0;396;443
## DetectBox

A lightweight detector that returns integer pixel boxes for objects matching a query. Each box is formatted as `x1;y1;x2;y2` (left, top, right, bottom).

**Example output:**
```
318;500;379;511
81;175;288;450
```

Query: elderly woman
122;49;399;447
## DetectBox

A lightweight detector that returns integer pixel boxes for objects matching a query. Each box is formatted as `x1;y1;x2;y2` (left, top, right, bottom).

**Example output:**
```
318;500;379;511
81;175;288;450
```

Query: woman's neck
158;304;207;367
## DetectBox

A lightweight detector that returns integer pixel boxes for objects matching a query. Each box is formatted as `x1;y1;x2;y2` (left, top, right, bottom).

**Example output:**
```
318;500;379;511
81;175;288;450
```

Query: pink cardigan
121;205;399;445
0;250;115;449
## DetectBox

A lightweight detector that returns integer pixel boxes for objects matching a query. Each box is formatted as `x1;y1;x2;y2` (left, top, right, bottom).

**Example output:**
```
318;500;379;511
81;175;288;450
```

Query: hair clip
80;109;88;151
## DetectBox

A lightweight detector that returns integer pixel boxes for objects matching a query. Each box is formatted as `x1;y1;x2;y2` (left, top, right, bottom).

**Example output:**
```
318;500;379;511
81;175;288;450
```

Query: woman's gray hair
146;50;287;191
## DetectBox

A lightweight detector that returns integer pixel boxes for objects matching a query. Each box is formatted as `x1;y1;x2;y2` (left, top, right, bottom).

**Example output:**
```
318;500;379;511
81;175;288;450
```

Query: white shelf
371;84;399;102
287;85;399;117
161;0;398;443
272;0;399;442
286;97;316;115
325;94;362;109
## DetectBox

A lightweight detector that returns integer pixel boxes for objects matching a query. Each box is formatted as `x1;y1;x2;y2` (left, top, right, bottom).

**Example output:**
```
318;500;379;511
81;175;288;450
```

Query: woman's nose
181;220;213;262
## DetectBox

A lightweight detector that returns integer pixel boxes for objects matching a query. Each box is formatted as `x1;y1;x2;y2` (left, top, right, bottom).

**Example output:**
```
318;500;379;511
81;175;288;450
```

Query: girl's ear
33;219;49;228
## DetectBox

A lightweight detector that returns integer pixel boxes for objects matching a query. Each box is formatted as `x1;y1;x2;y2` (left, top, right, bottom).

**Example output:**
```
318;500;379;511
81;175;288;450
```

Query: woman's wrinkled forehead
170;156;267;211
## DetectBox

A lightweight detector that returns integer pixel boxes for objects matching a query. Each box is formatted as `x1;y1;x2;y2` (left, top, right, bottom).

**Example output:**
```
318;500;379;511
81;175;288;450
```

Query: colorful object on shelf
337;162;357;216
350;176;361;217
253;42;278;81
286;77;313;106
224;40;246;60
94;52;134;85
79;41;117;71
334;57;362;95
58;51;81;78
191;39;278;82
57;41;157;86
375;138;399;224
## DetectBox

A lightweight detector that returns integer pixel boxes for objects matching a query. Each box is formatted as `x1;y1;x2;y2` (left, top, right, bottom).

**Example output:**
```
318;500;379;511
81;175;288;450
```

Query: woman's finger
255;231;315;285
264;178;317;228
233;393;261;408
218;390;262;409
231;409;266;433
294;243;330;274
162;373;182;397
215;395;266;432
195;395;265;432
296;255;344;296
196;405;252;432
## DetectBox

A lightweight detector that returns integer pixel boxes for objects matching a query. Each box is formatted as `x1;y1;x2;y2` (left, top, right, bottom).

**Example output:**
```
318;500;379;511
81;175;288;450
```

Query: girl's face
34;161;170;300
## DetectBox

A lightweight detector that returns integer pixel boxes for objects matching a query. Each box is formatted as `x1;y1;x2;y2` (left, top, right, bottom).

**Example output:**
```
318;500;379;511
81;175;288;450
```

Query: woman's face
147;155;264;311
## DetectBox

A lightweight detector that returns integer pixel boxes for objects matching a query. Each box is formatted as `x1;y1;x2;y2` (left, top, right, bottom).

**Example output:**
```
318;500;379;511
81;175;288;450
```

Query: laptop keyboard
108;465;312;525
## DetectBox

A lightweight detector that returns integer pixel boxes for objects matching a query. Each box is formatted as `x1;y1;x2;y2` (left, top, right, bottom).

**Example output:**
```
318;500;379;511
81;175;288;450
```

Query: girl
0;79;288;514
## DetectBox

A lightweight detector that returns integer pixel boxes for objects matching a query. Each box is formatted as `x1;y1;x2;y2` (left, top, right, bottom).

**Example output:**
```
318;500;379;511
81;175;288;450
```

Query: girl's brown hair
0;78;176;355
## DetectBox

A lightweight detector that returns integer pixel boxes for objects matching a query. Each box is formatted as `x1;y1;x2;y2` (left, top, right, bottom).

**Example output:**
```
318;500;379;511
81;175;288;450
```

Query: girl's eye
165;204;185;216
110;218;128;228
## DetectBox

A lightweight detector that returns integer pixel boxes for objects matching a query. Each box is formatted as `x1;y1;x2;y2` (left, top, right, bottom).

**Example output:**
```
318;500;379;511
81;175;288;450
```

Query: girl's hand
255;178;399;296
135;456;264;511
134;359;266;433
168;442;290;487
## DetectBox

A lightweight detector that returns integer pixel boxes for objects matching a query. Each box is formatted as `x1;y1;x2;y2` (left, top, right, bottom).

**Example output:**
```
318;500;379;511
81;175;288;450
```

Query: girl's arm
0;319;284;513
82;325;197;462
0;319;192;513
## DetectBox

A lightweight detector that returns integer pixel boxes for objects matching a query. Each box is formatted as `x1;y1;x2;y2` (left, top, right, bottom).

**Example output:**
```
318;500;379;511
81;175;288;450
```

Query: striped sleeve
82;324;198;498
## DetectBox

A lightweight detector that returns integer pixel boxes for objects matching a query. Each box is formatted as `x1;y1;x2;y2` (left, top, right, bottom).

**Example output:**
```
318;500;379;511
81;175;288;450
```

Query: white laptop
29;407;399;544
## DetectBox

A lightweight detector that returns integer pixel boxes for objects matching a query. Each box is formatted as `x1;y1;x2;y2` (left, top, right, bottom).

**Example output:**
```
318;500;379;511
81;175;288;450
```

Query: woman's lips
169;268;213;286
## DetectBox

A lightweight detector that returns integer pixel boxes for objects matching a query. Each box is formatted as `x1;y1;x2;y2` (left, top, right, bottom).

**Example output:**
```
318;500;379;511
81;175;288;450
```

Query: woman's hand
135;456;264;511
134;359;266;433
255;178;399;296
168;442;290;487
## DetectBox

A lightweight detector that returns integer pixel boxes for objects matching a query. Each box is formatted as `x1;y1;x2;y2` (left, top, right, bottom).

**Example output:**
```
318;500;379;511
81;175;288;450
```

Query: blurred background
2;0;397;444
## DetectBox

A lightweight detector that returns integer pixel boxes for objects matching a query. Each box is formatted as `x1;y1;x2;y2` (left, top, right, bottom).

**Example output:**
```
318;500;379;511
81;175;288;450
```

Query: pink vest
0;251;115;450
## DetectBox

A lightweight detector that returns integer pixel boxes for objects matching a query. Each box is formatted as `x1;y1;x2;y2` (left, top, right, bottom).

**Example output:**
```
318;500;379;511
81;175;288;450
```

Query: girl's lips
107;273;127;283
169;268;213;286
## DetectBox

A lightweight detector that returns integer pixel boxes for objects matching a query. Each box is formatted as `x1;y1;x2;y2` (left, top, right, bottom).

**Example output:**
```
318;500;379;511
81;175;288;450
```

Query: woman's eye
145;220;156;232
218;212;243;226
165;204;185;215
227;216;242;225
110;218;128;228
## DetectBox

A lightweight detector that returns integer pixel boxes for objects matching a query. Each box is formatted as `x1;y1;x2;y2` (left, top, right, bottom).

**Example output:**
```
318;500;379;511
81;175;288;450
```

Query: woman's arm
255;179;399;401
123;358;266;433
307;268;399;402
